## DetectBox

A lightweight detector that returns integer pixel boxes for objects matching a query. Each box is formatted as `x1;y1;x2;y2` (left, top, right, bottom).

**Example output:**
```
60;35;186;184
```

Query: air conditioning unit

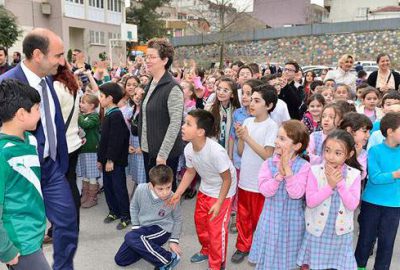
41;2;51;15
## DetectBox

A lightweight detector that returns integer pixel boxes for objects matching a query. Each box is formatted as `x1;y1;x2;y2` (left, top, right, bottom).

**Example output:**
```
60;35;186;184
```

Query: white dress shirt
21;61;58;158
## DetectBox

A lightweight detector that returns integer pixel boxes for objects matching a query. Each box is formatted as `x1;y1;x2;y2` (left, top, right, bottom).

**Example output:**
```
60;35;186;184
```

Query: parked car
358;61;378;68
302;65;332;78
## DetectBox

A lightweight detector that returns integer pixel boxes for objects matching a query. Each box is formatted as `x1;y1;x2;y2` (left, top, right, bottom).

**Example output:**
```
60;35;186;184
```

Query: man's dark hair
23;33;50;59
284;60;300;73
0;79;41;122
0;46;8;56
149;165;173;186
188;109;215;137
99;82;124;104
381;112;400;138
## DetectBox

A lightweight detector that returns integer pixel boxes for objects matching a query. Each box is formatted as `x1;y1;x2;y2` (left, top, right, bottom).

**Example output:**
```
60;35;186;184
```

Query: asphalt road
2;179;399;270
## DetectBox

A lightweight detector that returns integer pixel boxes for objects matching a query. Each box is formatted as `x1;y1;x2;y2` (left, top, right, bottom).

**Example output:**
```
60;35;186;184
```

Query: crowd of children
1;51;400;270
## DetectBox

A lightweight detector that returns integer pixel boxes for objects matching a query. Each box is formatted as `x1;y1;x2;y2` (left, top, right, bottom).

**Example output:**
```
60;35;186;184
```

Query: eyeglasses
283;68;296;73
216;87;232;94
145;55;160;60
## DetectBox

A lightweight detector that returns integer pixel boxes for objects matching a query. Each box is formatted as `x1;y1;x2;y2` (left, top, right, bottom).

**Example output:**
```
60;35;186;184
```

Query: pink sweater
306;164;361;211
258;155;311;199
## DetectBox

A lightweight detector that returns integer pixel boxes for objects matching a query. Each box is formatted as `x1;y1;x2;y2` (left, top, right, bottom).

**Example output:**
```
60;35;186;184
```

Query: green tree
0;6;22;49
126;0;171;43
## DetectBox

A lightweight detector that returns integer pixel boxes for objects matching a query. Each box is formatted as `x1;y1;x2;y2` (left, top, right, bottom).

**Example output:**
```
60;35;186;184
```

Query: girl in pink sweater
297;129;362;270
249;120;310;270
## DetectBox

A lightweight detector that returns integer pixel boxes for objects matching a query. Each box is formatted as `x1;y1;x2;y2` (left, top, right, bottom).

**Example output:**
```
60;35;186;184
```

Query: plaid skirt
296;190;357;270
127;136;146;184
249;182;305;270
76;152;100;179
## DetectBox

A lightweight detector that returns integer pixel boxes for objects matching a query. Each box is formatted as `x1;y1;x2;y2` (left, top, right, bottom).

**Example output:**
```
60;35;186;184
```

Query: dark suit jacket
0;64;69;174
278;81;302;120
97;109;129;166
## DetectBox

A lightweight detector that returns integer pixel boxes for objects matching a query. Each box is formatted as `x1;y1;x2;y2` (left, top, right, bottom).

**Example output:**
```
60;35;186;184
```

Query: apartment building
3;0;132;63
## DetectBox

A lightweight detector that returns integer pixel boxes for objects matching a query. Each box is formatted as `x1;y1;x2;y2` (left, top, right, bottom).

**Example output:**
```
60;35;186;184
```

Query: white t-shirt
239;117;279;192
270;99;290;127
184;138;237;198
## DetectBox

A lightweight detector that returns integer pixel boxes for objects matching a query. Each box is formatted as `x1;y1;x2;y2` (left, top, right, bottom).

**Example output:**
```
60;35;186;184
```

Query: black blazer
97;109;129;166
367;70;400;90
278;81;302;120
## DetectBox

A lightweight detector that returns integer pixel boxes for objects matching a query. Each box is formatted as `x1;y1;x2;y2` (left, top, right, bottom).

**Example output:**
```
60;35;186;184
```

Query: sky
234;0;324;12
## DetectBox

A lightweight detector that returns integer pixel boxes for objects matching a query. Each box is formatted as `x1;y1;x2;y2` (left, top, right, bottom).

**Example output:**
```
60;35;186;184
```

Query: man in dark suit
0;28;78;270
279;60;303;120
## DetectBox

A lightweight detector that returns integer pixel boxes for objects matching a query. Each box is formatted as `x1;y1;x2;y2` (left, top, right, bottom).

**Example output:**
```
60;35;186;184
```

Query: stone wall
174;30;400;69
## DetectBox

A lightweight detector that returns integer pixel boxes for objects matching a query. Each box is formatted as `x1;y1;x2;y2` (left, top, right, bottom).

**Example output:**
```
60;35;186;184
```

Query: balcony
64;1;85;19
106;10;122;25
87;6;105;22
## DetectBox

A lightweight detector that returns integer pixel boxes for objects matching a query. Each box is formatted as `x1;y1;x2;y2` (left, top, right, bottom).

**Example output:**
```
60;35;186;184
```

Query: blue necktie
40;79;57;160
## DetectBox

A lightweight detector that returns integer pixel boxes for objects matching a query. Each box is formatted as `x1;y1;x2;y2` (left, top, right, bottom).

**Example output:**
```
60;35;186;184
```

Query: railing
171;18;400;46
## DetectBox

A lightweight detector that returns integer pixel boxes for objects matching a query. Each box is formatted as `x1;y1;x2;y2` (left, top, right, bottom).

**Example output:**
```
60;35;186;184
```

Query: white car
302;65;332;78
358;61;377;68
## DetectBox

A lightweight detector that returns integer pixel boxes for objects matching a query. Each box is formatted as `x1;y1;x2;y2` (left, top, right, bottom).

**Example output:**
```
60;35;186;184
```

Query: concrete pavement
2;180;399;270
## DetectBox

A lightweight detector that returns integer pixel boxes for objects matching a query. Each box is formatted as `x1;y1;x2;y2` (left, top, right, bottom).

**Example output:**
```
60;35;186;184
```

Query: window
90;30;105;45
357;7;368;17
66;0;84;3
178;13;187;20
108;32;121;40
108;0;122;12
89;0;104;8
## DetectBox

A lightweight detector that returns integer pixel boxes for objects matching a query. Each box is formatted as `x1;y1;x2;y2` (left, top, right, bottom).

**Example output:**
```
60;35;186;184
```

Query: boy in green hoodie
0;79;50;270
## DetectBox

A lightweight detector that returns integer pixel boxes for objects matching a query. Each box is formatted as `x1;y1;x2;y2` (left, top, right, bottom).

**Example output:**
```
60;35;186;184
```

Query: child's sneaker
184;188;197;200
159;253;180;270
103;213;118;223
190;252;208;263
116;219;131;230
231;250;249;264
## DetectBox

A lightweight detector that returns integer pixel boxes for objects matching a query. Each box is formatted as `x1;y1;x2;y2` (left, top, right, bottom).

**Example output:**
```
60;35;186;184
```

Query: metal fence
171;18;400;47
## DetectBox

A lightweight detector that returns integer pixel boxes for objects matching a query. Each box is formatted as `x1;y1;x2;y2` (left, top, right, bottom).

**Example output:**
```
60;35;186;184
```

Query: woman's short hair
147;38;175;70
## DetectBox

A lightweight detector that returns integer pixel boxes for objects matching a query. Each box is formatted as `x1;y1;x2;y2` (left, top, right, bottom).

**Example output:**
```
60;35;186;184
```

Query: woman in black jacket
367;53;400;93
138;38;184;191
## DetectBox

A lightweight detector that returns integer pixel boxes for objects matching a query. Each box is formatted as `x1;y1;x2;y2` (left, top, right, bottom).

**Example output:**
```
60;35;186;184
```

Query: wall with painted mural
174;30;400;69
